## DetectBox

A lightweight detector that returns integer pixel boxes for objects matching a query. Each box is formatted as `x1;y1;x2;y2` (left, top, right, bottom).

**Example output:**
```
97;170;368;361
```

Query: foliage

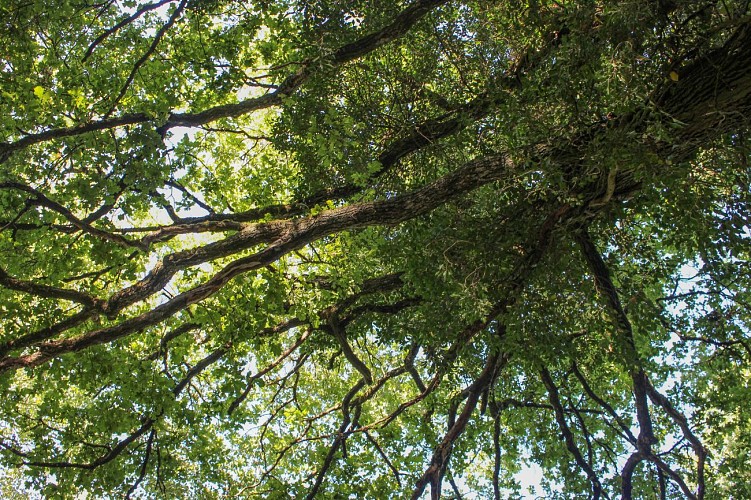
0;0;750;498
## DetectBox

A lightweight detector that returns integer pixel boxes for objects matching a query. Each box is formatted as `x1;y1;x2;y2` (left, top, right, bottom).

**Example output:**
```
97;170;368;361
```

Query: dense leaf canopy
1;0;750;498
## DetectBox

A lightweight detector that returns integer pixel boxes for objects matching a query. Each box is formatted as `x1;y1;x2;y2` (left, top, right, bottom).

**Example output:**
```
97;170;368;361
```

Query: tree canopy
1;0;750;498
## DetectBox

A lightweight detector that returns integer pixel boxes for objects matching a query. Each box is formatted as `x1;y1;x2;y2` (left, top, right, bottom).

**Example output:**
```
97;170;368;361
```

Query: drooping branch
540;366;603;500
650;454;698;500
405;343;427;393
620;452;643;500
19;288;365;484
572;362;637;445
172;347;226;395
412;352;505;500
645;381;707;500
356;202;575;437
147;322;201;361
321;273;418;385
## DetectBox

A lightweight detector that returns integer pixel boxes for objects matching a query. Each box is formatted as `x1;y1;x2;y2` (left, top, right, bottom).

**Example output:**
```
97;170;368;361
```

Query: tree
0;0;750;497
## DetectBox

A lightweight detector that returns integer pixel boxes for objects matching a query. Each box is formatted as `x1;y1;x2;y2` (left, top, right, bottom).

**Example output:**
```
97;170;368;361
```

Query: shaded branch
326;311;373;385
412;353;504;500
540;367;602;500
620;452;644;500
124;428;156;499
649;454;698;500
572;361;637;445
576;228;656;452
305;379;366;499
492;411;502;500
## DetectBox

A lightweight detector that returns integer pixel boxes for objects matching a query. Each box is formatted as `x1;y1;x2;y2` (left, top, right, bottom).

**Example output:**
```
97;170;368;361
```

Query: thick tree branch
576;228;656;452
0;0;450;164
0;154;516;372
326;311;373;385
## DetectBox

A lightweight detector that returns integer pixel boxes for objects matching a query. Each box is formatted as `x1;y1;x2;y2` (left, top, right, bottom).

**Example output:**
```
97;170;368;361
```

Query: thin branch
412;353;504;500
228;328;312;415
82;0;176;62
124;428;155;499
0;181;145;249
305;379;366;500
492;411;502;500
16;336;227;472
147;322;201;360
648;454;697;500
165;179;215;215
446;469;464;499
105;0;189;116
572;362;637;445
540;367;602;500
172;347;226;395
645;381;707;499
364;431;402;487
0;267;97;308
